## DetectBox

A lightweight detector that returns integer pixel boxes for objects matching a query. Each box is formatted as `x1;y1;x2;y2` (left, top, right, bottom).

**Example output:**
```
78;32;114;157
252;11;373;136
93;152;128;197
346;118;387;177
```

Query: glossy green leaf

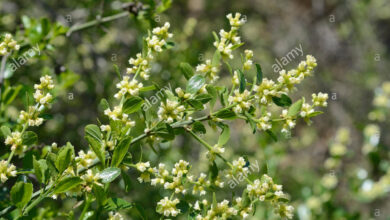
287;99;303;117
179;62;194;80
272;94;292;107
192;121;206;134
218;125;230;146
111;136;132;167
214;109;236;120
104;198;134;211
33;157;49;184
10;182;33;209
55;143;74;174
256;64;263;84
0;125;11;137
53;177;83;194
22;131;38;145
186;74;205;94
85;124;102;143
195;94;213;104
99;167;121;183
85;136;105;165
238;69;246;93
123;96;144;114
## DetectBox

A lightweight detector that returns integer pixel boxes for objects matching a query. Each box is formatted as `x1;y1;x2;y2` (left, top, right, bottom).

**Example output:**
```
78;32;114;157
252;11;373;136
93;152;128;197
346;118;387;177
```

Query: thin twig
66;11;130;37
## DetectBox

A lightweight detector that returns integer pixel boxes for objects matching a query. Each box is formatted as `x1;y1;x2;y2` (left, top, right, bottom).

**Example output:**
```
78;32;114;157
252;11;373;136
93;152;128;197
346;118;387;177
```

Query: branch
66;11;130;37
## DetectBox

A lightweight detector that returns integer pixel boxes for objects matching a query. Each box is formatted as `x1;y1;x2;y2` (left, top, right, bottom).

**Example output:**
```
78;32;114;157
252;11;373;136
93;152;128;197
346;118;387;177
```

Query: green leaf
186;99;204;110
22;131;38;145
218;125;230;146
192;121;206;134
111;136;132;167
206;85;218;108
85;125;105;164
99;98;110;110
123;96;144;114
238;69;246;93
195;94;212;104
85;124;102;143
214;109;236;120
231;42;244;50
0;125;11;137
10;182;33;209
122;171;132;192
212;50;221;66
179;62;194;80
2;85;22;105
99;167;121;183
104;198;134;211
212;31;219;43
266;130;278;142
139;85;156;92
272;94;292;107
210;161;218;180
186;74;205;94
256;64;263;84
93;184;107;206
113;64;122;80
33;157;49;184
287;99;303;117
85;136;105;165
40;18;50;37
55;143;74;174
155;124;175;140
54;177;83;194
308;111;324;117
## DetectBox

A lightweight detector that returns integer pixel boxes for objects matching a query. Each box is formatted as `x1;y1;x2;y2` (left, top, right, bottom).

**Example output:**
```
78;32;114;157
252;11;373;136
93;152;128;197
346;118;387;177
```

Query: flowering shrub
0;13;328;219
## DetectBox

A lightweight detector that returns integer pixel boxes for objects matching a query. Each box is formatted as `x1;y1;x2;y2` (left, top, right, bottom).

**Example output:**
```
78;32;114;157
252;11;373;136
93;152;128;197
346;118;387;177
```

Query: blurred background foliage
1;0;390;219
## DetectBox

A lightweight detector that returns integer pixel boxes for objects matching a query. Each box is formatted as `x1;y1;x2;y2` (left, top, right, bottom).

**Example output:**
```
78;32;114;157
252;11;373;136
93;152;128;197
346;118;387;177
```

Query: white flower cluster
0;160;17;183
300;92;329;118
280;109;296;134
126;22;173;81
127;53;151;80
33;75;54;105
243;50;253;70
148;22;173;52
157;99;185;123
0;33;20;56
196;199;237;220
226;157;249;179
114;76;143;99
276;55;317;92
4;131;26;156
104;105;135;127
256;112;272;131
228;89;252;114
206;144;225;161
75;150;98;170
18;75;55;127
175;87;192;99
19;106;44;126
156;196;180;217
214;13;246;59
196;13;246;82
81;169;102;192
246;175;294;219
108;212;124;220
253;78;277;105
196;59;220;83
